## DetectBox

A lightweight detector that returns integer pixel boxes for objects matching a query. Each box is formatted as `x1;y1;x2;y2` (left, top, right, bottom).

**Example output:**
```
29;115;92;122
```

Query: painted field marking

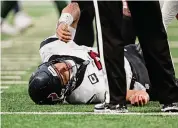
1;64;38;70
1;76;21;80
1;62;39;68
0;86;9;89
1;67;33;71
1;71;26;75
134;41;178;48
170;44;178;48
1;41;13;48
1;57;40;61
173;58;178;63
1;54;39;57
169;41;178;48
1;61;38;64
1;112;178;116
0;86;9;94
1;81;28;85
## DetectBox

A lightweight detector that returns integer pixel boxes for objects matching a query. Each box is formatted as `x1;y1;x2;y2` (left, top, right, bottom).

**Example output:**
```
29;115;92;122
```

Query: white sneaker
161;103;178;112
94;102;128;113
14;12;33;32
1;20;18;36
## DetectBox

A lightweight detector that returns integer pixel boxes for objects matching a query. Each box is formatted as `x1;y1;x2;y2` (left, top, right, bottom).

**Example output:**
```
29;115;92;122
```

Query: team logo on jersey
88;73;99;84
88;50;102;70
47;93;60;101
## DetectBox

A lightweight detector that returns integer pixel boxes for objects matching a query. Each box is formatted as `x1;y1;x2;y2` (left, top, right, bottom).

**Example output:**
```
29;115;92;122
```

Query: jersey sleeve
39;36;76;62
39;36;58;62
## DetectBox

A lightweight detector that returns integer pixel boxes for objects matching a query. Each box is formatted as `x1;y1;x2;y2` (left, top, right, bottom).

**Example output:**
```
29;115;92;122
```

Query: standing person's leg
121;0;136;46
13;1;33;32
1;1;18;35
97;1;127;106
128;1;178;106
1;1;17;20
13;1;21;14
73;1;95;47
53;1;68;17
121;15;136;45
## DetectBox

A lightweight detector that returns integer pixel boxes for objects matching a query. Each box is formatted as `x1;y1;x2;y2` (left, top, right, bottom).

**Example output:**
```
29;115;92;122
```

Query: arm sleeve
161;1;178;29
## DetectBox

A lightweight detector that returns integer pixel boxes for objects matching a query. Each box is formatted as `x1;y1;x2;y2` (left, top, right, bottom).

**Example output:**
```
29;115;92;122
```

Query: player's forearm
56;3;80;42
58;2;80;29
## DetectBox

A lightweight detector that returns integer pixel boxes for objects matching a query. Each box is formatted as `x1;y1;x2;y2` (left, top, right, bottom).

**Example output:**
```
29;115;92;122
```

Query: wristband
58;13;74;26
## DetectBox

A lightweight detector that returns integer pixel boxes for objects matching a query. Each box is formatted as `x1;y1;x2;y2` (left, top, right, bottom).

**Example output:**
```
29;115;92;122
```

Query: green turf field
1;2;178;128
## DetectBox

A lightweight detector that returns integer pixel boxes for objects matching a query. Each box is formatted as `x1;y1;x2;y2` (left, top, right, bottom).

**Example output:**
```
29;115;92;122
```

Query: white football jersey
40;36;145;104
40;36;108;104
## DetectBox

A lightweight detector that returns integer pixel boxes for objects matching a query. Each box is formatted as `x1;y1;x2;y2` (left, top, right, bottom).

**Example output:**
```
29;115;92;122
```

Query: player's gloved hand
56;23;72;43
129;90;149;106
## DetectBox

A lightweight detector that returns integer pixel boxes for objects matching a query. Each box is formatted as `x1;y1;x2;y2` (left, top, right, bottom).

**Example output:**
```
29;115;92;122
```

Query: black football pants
128;1;178;104
98;1;178;104
73;1;95;47
1;1;18;19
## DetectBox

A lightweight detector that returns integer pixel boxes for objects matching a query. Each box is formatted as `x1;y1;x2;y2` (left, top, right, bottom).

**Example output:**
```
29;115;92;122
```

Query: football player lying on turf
28;3;150;106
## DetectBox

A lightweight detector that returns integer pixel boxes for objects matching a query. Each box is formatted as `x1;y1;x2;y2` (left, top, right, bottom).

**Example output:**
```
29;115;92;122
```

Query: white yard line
1;71;26;75
169;41;178;43
1;57;40;61
0;86;9;89
22;1;52;6
1;81;28;85
173;58;178;63
1;41;13;48
1;112;178;116
0;86;10;94
1;67;33;70
170;44;178;48
1;54;39;57
1;76;21;80
134;41;178;48
1;62;38;66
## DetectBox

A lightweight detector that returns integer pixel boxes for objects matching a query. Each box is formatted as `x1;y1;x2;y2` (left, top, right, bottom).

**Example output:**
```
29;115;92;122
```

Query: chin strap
65;60;90;96
76;60;90;79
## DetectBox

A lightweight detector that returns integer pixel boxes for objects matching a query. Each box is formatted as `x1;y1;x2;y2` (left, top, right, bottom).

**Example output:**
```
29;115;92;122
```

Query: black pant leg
53;1;67;17
98;1;126;105
13;1;20;14
128;1;178;104
1;1;17;19
73;1;95;47
121;16;136;45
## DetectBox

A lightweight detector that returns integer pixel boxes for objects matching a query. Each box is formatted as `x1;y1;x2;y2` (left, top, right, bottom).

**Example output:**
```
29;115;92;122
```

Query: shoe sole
94;109;128;113
161;107;178;112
